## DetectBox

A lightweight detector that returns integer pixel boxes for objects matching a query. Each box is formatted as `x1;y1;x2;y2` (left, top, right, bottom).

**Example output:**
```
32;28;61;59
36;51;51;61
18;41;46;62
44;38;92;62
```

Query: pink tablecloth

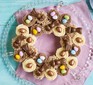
15;0;93;85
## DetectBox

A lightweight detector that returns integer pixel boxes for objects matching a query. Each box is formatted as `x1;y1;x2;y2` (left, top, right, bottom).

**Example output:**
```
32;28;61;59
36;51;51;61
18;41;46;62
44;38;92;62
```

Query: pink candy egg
50;11;56;16
19;51;24;57
36;27;41;32
74;47;79;52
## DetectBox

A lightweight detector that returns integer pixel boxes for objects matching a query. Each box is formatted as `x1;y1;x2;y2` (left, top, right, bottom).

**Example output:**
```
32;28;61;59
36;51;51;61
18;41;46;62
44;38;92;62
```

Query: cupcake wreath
12;8;85;81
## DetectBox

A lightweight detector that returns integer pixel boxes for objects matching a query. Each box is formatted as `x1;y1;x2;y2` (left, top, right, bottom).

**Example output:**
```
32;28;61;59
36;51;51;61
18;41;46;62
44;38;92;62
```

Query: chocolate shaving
13;35;26;48
45;25;51;31
60;58;66;64
66;27;82;34
21;44;33;56
21;44;29;52
65;44;72;51
30;8;38;17
16;35;26;41
13;43;19;48
62;35;72;51
35;70;42;76
47;70;54;76
37;13;45;21
66;27;72;33
76;27;82;34
50;60;56;67
53;20;60;26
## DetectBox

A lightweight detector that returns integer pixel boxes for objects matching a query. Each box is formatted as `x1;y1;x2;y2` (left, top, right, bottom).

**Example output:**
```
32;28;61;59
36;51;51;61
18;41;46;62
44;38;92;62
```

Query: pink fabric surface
35;34;61;57
15;0;93;85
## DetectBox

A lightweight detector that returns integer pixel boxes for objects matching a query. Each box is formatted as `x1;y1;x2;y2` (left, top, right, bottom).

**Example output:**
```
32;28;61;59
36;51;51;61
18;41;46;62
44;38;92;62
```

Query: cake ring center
35;33;61;57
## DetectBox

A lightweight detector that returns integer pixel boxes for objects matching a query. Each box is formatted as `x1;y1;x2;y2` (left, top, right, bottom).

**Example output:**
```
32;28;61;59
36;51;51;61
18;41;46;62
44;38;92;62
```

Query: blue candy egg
71;50;76;55
37;58;42;64
62;19;67;24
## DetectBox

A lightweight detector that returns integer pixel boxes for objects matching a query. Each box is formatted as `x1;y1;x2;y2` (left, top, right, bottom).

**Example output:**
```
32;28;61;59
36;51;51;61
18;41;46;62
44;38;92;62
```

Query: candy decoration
28;15;33;21
69;59;75;66
64;15;70;20
32;29;38;35
36;27;41;32
70;50;76;55
40;56;45;60
53;15;58;20
60;65;66;70
25;19;30;24
18;28;27;33
37;58;43;64
26;37;32;43
62;19;67;24
74;46;79;52
56;27;62;32
15;54;21;60
61;69;67;74
76;37;83;43
19;51;24;57
50;11;56;16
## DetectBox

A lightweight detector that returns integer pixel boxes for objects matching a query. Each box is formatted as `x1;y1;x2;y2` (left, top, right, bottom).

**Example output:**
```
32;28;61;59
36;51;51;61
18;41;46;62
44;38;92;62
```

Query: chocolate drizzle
30;8;38;17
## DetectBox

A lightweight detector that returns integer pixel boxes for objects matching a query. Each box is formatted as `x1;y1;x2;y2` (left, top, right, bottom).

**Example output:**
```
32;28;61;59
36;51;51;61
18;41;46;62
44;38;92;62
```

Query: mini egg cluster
12;8;85;81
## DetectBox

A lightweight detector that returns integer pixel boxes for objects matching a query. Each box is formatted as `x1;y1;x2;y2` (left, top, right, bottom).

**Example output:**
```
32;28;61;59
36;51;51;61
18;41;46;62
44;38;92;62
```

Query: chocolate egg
56;27;62;32
22;58;36;72
60;51;66;56
16;24;29;36
18;28;27;33
26;37;32;43
76;37;83;43
66;57;78;69
26;63;33;68
55;60;61;65
47;70;54;76
69;59;75;66
45;68;57;80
